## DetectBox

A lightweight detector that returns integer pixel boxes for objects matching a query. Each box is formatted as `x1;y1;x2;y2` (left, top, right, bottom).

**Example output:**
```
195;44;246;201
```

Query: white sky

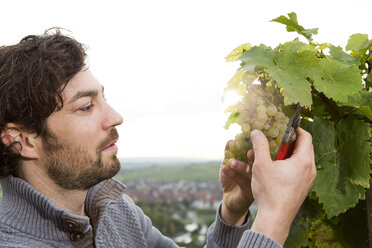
1;0;371;160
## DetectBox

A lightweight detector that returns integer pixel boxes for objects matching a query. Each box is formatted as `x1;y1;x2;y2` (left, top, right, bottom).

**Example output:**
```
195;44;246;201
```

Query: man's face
39;70;123;190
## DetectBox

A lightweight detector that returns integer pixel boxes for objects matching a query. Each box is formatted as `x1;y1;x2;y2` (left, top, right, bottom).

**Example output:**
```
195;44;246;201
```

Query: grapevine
224;12;372;247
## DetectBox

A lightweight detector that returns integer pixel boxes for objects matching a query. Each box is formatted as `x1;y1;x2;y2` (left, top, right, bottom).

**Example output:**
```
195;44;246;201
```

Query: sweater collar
0;175;126;241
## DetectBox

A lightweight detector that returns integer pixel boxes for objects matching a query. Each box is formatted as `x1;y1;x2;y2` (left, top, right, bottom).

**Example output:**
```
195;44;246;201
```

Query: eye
80;102;94;112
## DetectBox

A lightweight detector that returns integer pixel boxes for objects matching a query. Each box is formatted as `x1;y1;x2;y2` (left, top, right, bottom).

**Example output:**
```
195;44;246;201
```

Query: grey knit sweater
0;176;281;248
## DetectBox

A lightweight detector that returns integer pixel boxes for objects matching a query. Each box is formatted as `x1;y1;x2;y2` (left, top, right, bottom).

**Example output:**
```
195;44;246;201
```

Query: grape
235;140;244;150
278;123;287;133
242;132;251;139
267;127;279;138
229;141;236;151
237;117;245;126
225;150;234;158
224;84;290;166
273;122;281;129
274;112;285;121
236;133;245;140
283;116;290;125
241;123;251;132
252;119;265;130
267;105;278;116
257;112;268;122
256;105;266;113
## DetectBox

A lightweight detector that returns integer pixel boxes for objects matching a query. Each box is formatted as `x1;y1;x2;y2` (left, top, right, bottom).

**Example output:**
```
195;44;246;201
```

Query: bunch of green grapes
224;84;289;166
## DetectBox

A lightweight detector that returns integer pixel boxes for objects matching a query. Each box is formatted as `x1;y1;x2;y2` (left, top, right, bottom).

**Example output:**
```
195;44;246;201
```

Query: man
0;29;316;248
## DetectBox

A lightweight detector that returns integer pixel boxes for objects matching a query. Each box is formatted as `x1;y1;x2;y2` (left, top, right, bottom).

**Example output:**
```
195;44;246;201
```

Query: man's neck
18;162;88;216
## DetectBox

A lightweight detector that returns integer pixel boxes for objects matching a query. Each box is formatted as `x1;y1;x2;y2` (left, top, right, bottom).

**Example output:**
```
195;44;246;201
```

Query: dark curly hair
0;28;87;178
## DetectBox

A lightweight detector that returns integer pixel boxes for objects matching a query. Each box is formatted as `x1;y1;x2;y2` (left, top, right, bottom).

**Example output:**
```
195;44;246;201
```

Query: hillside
116;162;221;182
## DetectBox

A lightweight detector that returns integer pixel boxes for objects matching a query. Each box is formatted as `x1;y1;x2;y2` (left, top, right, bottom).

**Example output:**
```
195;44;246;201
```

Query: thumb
251;130;272;164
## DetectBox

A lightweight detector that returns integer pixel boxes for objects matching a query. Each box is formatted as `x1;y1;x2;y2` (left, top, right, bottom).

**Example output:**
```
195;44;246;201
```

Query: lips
103;139;118;151
98;128;120;152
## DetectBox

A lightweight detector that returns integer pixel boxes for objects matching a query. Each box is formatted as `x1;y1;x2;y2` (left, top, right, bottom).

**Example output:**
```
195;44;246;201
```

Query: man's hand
219;141;254;226
250;128;316;245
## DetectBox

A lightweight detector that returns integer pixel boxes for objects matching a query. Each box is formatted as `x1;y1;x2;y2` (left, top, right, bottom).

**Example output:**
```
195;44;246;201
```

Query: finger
228;158;252;178
221;164;251;188
251;130;272;164
224;140;233;151
247;149;254;164
291;128;313;158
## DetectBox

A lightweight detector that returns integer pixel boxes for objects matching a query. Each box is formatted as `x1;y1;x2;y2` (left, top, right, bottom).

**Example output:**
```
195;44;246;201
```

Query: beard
41;128;121;190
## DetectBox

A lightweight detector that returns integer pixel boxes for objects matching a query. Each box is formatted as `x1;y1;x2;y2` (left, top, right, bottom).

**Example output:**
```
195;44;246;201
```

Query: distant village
123;179;223;210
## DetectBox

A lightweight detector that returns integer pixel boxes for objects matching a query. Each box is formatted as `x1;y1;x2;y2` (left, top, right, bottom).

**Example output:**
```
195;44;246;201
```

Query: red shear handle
275;141;295;160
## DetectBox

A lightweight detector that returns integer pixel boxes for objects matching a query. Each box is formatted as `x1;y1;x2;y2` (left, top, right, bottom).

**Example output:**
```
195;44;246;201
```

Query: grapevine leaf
350;47;369;66
239;64;255;73
271;12;318;41
240;44;275;68
329;46;359;66
309;218;345;247
343;91;372;121
225;43;252;62
267;41;318;107
313;58;363;103
298;44;317;53
345;33;369;51
224;112;240;129
336;117;372;188
284;207;309;248
309;204;367;248
301;117;365;218
357;106;372;121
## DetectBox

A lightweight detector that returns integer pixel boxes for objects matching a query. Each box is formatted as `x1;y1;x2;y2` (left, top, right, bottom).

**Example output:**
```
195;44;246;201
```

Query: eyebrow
68;86;104;104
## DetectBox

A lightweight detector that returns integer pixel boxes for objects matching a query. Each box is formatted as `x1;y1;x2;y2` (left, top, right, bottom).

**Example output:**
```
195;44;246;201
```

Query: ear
1;123;40;159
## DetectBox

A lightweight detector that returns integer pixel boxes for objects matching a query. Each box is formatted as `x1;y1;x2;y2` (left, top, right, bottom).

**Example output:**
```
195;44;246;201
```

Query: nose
102;102;124;130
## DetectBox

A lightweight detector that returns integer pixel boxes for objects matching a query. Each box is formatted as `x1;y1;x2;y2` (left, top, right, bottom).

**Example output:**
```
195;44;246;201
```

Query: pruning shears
275;103;301;160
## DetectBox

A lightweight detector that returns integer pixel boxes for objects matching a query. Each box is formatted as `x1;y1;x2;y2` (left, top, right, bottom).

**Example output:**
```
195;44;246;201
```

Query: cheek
68;122;101;151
